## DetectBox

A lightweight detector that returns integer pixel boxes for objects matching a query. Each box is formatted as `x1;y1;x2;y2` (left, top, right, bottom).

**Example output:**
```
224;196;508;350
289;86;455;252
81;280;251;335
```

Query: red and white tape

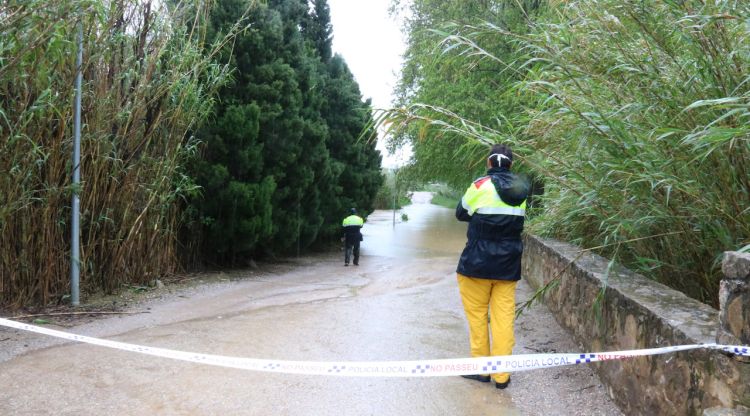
1;317;747;377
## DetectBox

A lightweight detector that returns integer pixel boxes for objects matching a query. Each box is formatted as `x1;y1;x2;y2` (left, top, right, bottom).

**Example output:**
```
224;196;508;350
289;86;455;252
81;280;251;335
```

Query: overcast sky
327;0;410;167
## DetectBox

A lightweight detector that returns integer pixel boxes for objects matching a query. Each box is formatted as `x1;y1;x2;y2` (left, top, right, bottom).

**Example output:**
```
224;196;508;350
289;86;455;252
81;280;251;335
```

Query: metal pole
297;204;301;258
392;183;396;227
71;18;83;306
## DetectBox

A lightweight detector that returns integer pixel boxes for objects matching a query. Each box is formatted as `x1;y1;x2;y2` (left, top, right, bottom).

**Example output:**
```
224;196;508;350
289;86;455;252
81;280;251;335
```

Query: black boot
495;377;511;389
461;374;490;383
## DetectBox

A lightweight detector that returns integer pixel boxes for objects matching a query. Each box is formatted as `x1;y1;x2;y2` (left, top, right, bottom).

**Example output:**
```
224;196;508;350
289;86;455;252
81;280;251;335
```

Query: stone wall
522;235;750;416
718;252;750;347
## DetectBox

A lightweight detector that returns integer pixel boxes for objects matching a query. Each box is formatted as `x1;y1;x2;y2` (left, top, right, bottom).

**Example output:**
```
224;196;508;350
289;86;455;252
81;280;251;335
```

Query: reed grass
0;0;229;307
382;0;750;305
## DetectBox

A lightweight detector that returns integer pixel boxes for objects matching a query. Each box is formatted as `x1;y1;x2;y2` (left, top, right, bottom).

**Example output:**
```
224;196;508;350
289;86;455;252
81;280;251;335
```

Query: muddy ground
0;194;623;415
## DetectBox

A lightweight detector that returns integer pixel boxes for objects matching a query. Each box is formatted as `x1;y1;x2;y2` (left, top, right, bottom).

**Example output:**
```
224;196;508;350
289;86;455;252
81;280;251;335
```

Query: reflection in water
361;192;467;259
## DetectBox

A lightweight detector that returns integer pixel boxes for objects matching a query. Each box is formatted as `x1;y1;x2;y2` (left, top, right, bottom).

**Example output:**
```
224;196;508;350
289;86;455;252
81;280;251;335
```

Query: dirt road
0;193;622;415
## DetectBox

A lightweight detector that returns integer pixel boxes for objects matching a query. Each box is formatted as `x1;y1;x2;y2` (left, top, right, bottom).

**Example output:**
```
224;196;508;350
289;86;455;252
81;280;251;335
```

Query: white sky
327;0;411;168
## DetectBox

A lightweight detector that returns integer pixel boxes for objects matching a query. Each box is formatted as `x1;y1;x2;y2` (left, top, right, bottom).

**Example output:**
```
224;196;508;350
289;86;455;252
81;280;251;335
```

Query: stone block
722;252;750;281
718;253;750;345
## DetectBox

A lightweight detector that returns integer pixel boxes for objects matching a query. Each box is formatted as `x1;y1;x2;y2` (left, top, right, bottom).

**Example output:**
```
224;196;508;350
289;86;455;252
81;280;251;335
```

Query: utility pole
392;181;397;227
70;17;83;306
297;203;301;258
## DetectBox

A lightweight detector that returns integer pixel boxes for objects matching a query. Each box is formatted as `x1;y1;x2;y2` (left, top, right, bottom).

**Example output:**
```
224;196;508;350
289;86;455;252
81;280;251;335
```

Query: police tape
1;317;748;377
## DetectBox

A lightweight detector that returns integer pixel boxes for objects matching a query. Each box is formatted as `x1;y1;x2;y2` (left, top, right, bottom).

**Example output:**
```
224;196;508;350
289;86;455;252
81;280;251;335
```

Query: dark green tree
261;0;333;253
286;0;383;245
189;103;276;263
186;0;382;263
303;0;333;61
320;57;383;238
187;0;304;262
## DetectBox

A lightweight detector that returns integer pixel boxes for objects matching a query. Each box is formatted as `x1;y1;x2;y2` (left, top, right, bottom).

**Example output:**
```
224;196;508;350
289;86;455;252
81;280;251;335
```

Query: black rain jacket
343;221;363;245
455;167;529;281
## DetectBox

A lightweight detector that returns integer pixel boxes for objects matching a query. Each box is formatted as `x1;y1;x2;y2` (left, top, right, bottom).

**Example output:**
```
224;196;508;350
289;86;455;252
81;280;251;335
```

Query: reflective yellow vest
342;215;364;226
461;176;526;216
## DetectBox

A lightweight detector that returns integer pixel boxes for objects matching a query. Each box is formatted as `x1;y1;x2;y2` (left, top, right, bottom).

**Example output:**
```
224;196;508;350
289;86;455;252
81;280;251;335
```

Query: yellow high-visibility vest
461;176;526;216
342;215;364;226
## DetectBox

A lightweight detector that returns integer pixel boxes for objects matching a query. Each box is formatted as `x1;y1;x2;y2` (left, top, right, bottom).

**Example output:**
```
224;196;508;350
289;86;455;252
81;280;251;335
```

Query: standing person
455;144;529;389
342;208;364;266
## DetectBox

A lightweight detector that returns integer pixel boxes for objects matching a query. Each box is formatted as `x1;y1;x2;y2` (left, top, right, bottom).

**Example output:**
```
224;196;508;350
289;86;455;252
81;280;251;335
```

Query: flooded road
362;192;467;259
0;193;622;415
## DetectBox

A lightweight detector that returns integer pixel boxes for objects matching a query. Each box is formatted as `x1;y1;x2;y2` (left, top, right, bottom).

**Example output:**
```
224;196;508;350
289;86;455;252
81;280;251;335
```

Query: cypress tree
187;0;382;264
303;0;384;240
319;56;383;240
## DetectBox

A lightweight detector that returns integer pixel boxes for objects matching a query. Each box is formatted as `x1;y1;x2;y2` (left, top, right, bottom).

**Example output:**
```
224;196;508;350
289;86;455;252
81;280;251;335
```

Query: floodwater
0;192;622;416
362;191;467;259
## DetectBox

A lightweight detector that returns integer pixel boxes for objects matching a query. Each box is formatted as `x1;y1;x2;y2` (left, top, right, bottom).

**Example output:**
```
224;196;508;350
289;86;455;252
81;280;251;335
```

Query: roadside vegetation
384;0;750;306
373;168;412;210
423;183;460;209
183;0;382;265
1;0;227;307
1;0;382;308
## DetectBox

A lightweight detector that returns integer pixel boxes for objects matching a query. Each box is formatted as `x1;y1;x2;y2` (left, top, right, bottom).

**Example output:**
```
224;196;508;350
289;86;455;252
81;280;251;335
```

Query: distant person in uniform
342;208;364;266
455;143;529;389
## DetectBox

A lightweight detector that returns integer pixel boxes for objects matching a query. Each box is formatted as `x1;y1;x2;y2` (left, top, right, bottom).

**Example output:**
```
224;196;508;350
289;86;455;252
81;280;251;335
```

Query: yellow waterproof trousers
457;273;517;384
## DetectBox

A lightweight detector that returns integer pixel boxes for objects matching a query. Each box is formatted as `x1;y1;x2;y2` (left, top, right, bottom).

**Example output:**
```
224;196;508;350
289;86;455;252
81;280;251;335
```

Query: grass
422;183;461;209
430;194;459;209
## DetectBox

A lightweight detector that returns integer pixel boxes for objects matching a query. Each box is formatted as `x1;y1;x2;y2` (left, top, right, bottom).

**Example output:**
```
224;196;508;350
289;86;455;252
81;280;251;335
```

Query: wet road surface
0;193;623;415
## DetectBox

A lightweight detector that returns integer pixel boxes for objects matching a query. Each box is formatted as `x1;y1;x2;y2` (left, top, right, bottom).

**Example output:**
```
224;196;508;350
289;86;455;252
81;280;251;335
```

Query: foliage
185;0;382;264
0;0;382;306
0;0;229;306
388;0;750;305
316;55;384;243
385;0;543;189
372;169;411;209
371;185;391;210
429;194;458;209
425;183;461;209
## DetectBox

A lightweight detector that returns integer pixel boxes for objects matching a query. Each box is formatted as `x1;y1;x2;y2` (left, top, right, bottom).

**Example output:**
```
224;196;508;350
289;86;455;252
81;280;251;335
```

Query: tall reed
0;0;228;307
384;0;750;305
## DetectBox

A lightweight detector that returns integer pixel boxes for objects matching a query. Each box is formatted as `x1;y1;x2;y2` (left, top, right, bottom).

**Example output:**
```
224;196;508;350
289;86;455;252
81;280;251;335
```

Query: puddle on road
361;192;467;259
